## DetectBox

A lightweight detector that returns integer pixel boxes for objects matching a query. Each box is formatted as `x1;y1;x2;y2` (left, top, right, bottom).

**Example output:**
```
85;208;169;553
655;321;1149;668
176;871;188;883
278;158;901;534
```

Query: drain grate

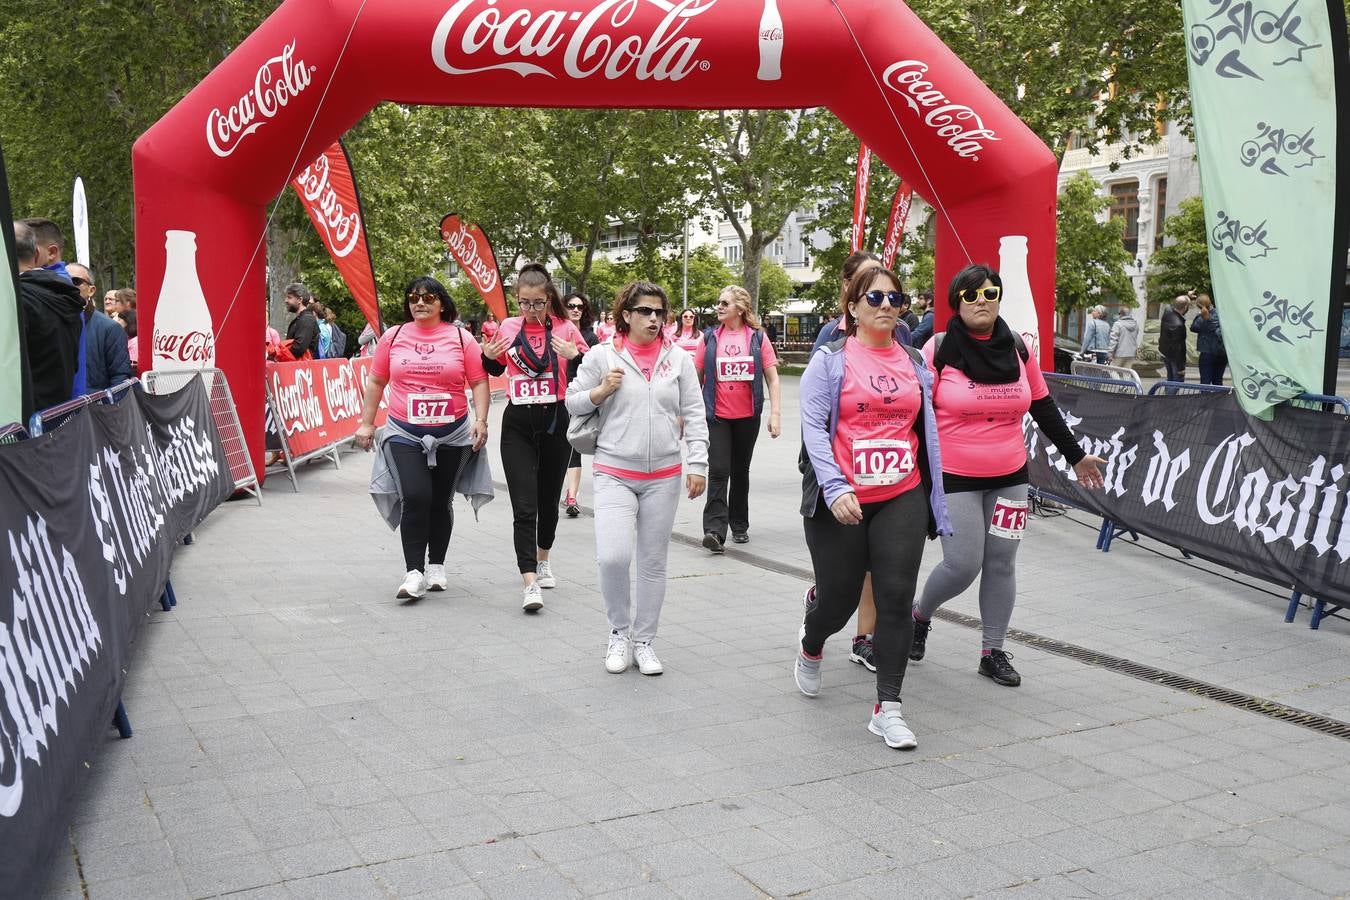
674;531;1350;742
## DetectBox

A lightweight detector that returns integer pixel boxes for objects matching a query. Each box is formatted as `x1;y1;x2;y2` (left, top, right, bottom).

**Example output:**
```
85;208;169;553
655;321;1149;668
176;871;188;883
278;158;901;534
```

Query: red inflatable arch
133;0;1058;476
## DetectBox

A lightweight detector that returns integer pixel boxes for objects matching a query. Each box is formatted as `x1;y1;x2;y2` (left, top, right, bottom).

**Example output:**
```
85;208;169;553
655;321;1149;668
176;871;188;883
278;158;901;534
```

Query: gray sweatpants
915;484;1029;650
593;472;682;643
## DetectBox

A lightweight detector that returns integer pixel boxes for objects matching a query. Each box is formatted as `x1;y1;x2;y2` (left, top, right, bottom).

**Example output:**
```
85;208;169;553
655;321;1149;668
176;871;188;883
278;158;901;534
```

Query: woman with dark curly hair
561;292;599;518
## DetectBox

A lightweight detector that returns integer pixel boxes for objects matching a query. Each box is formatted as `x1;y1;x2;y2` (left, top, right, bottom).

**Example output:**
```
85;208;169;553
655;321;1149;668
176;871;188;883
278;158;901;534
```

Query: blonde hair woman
696;285;782;551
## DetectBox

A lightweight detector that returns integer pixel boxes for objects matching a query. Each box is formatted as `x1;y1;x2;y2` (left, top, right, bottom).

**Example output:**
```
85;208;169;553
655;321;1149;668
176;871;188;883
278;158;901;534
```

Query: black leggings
802;487;927;703
500;401;572;573
703;415;760;539
389;441;470;572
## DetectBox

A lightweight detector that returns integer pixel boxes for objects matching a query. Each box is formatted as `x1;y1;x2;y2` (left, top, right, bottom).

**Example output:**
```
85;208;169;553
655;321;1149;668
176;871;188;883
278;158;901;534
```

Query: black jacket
83;310;132;392
286;308;319;359
19;269;84;410
1159;308;1187;362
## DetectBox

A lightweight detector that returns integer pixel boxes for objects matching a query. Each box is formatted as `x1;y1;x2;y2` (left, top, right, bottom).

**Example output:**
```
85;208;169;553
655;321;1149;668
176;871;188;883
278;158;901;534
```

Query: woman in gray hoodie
566;282;709;676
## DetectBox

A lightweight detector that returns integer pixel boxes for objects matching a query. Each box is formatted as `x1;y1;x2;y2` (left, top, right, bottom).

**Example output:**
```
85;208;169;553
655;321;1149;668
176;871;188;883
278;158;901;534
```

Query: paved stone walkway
40;381;1350;898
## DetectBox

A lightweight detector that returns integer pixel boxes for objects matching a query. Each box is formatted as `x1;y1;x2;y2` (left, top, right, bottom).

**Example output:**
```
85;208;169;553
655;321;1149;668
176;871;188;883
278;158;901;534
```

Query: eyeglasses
862;290;909;308
566;303;585;310
407;292;439;305
716;300;733;308
72;277;93;287
627;306;668;319
519;299;549;310
959;286;1002;304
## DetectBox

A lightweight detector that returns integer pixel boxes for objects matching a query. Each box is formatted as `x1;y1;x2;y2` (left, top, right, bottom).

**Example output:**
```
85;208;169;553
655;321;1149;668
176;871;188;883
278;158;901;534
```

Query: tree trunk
266;224;302;331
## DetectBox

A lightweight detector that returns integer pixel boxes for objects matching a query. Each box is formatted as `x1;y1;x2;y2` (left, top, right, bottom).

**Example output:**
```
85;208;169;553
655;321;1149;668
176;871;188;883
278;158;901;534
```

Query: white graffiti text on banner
431;0;717;82
270;368;324;436
294;155;361;258
207;40;315;158
442;222;500;294
153;419;223;508
88;444;167;596
881;61;1001;161
0;516;102;817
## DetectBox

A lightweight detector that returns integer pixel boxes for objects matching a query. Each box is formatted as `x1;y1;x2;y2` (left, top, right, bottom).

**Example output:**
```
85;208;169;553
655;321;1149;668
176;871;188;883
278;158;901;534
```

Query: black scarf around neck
935;315;1021;384
506;315;558;383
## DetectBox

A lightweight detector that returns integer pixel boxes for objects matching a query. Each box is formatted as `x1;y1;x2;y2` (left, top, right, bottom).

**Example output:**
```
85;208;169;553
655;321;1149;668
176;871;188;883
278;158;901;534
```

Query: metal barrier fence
1146;381;1234;397
1044;372;1142;396
140;369;261;505
1069;359;1143;392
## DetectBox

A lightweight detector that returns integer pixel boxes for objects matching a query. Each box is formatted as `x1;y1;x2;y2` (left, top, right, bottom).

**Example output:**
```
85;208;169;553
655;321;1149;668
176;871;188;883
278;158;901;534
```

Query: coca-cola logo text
442;222;500;293
294;155;362;258
270;368;324;436
322;364;364;422
207;41;315;158
152;330;216;365
882;60;1002;161
431;0;717;82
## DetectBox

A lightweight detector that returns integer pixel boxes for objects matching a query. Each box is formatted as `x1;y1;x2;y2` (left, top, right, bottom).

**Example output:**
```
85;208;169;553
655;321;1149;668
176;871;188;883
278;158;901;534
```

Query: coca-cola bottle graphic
757;0;783;81
151;230;216;386
997;235;1040;360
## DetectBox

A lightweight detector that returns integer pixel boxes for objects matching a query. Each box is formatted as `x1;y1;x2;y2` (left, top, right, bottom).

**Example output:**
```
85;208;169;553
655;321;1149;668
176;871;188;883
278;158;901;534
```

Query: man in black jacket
15;221;83;409
284;283;319;359
68;263;131;392
1159;295;1190;383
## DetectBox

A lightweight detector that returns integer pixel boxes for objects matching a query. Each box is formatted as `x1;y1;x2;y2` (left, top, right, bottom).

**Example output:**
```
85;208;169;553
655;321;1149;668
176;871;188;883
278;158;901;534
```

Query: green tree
654;244;735;312
756;259;795;314
1146;196;1212;305
1055;172;1137;315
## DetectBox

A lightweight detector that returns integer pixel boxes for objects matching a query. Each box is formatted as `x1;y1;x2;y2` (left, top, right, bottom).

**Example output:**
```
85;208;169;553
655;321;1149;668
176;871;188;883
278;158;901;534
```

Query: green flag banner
1182;0;1349;417
0;141;26;427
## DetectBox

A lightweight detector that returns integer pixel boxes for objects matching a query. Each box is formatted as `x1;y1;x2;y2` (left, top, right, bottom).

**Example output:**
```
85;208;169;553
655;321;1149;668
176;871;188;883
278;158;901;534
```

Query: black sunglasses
862;290;909;308
566;302;585;310
72;277;93;287
627;306;668;319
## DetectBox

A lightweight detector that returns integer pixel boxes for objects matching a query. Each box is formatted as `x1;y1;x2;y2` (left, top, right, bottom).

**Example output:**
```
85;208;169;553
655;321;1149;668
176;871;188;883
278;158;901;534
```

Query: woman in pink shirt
912;264;1105;686
795;267;949;749
697;286;782;551
480;264;587;612
354;277;490;600
671;308;704;356
561;293;599;518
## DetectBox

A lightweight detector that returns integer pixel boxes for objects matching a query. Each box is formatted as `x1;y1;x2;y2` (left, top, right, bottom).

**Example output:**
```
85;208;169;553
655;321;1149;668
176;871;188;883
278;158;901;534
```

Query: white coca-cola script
322;364;364;422
270;368;324;436
294;155;361;258
207;41;315;158
431;0;717;81
153;330;215;365
442;222;500;294
881;60;1001;161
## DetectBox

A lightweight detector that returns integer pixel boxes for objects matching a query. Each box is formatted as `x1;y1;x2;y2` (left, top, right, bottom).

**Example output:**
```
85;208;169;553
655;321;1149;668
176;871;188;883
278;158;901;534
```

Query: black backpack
330;323;347;358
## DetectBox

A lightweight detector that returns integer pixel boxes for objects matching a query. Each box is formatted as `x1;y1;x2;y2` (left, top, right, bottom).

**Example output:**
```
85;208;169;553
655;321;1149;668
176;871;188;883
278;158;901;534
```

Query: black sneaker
849;635;877;672
979;649;1021;687
909;617;932;661
702;533;724;554
565;498;580;518
731;532;749;544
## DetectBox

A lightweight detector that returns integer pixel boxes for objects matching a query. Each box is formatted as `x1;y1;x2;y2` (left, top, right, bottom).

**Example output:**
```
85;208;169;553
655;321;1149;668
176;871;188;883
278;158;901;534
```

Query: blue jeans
1198;353;1227;386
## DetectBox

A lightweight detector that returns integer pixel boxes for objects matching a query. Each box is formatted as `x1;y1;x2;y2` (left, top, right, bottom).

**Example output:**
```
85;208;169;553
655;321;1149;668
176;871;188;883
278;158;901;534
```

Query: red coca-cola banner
880;183;914;269
348;355;389;429
440;213;507;323
851;142;873;254
264;358;365;459
291;141;382;334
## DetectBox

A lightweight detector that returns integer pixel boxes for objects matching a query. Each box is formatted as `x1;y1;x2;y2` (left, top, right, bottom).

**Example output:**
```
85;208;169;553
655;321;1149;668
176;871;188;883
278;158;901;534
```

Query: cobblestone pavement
41;380;1350;899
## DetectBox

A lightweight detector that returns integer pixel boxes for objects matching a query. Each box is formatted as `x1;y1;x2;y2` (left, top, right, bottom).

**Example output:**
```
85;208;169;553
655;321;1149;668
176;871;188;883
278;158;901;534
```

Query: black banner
1028;384;1350;605
0;378;232;888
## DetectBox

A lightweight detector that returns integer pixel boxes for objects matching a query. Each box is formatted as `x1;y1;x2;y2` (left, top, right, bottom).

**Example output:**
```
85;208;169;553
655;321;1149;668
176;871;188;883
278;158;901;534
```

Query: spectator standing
22;218;72;283
284;284;320;359
13;221;82;409
1081;305;1110;364
68;263;131;392
910;290;936;347
1159;296;1190;383
1108;312;1140;369
315;303;334;359
1191;294;1226;386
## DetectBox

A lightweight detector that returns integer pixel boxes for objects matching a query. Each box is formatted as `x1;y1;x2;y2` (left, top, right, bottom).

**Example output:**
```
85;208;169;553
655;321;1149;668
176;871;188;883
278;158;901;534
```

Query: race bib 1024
851;438;915;487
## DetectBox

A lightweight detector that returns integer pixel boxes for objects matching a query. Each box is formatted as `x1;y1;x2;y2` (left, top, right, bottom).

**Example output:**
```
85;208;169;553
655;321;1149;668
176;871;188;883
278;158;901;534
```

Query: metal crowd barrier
1146;381;1233;397
1045;372;1143;396
1069;359;1144;392
141;368;261;505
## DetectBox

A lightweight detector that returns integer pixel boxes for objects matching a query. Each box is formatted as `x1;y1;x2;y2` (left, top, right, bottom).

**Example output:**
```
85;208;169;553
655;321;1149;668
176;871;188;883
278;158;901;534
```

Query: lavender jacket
798;337;952;537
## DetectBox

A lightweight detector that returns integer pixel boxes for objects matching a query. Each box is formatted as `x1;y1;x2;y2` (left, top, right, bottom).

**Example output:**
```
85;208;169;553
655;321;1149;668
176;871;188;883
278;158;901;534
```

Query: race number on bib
509;376;557;406
406;393;456;425
989;498;1029;540
717;356;754;382
851;439;915;487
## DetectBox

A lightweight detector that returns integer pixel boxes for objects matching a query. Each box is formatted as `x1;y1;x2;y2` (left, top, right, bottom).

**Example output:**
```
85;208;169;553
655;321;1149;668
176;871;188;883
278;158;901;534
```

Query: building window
1154;177;1168;252
772;238;785;259
1109;181;1140;256
723;243;741;265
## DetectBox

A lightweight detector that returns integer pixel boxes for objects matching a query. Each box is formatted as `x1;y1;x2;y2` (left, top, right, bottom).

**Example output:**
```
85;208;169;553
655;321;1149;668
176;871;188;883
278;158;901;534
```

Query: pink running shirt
493;316;589;405
832;338;923;504
373;321;486;424
922;332;1049;479
697;326;778;420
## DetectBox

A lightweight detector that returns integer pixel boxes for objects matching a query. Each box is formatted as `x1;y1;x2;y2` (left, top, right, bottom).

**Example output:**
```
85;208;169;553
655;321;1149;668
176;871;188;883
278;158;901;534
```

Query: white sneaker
605;631;633;674
424;564;448;592
868;701;918;749
397;570;425;600
633;641;663;676
536;560;556;589
522;583;544;612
